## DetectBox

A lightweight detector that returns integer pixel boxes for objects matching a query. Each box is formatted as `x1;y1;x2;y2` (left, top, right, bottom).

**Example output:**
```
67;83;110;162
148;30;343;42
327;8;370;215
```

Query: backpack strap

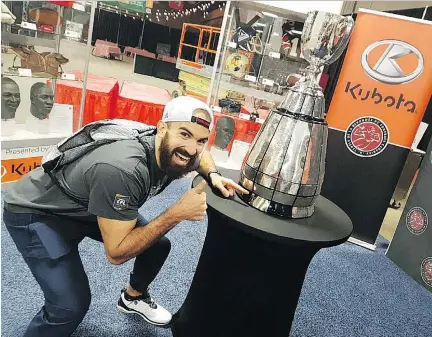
47;170;88;207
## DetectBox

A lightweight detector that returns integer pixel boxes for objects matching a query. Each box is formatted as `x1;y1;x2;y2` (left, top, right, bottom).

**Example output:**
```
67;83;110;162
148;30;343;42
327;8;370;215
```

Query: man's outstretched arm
196;149;249;197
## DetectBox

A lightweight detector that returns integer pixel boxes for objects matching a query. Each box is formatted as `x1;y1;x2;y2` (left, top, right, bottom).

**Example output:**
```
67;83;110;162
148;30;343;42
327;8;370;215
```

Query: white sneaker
117;289;172;326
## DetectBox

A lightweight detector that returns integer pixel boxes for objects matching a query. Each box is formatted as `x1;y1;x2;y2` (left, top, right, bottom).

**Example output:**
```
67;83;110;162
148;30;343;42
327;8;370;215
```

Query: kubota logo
345;82;416;113
361;40;424;85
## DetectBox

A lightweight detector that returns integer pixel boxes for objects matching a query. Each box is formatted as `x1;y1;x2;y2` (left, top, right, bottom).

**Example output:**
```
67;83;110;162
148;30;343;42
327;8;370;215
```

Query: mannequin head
30;83;54;120
1;77;21;120
215;116;235;150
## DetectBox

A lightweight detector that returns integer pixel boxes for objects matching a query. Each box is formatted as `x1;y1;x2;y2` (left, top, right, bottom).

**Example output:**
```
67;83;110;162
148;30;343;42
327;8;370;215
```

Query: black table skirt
171;169;352;337
133;54;179;82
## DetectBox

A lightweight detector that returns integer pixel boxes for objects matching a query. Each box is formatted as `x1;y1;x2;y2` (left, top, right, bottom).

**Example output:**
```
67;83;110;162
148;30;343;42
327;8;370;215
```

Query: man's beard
159;134;200;179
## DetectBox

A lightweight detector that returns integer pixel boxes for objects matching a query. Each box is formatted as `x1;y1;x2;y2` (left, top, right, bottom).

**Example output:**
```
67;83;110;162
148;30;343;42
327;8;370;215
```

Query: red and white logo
406;207;428;235
345;117;389;157
421;257;432;288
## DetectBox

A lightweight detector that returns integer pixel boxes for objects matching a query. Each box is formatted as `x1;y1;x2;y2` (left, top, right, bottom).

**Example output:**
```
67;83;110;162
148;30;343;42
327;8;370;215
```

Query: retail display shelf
219;80;285;103
8;23;60;36
1;32;57;49
1;127;68;149
1;71;80;82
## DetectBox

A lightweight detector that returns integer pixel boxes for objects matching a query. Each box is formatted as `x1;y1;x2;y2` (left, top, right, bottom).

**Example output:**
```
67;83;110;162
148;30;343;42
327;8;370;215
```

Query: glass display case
208;1;309;121
206;1;309;168
1;0;94;186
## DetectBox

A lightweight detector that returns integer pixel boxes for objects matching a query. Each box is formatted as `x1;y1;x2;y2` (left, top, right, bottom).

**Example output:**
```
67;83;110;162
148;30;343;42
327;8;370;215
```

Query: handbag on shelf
40;52;69;76
11;46;69;77
12;47;45;74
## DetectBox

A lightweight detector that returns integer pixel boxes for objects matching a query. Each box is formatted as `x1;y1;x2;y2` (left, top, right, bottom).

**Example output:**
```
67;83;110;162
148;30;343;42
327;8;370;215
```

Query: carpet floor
1;178;431;337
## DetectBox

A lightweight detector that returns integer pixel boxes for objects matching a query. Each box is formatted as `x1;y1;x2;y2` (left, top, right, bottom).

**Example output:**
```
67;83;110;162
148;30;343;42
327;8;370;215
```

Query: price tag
73;3;86;11
245;75;257;83
269;52;280;59
262;78;274;86
21;22;37;30
238;113;250;120
211;105;222;113
146;8;152;14
256;118;265;124
61;73;76;81
227;42;237;48
18;68;32;77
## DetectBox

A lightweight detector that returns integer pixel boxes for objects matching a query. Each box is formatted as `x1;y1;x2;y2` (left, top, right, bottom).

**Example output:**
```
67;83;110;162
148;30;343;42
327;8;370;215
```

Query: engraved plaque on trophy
238;11;354;218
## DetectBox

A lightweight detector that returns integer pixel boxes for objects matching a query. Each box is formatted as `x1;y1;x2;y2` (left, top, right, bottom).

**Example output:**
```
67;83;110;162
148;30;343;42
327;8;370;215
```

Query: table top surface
193;168;353;246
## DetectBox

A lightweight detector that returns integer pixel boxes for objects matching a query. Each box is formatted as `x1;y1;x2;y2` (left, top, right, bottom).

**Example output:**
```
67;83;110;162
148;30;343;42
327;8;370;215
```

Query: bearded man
3;96;247;337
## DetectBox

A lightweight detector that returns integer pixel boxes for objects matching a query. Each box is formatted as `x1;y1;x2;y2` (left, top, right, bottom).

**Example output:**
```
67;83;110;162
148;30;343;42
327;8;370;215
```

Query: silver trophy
238;11;354;218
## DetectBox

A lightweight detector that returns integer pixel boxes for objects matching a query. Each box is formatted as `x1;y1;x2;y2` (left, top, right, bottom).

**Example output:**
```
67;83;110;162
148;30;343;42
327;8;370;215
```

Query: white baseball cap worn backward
162;96;214;131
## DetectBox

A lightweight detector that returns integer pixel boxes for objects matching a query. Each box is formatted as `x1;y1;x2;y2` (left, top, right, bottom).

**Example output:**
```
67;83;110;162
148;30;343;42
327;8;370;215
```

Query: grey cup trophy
238;11;354;218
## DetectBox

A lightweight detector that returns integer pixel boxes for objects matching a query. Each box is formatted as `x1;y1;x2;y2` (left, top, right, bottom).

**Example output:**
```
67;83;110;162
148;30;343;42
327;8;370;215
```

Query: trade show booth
1;1;432;337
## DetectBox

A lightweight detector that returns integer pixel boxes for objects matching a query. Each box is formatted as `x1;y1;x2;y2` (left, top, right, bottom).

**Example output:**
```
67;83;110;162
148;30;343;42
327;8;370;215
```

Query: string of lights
152;1;225;23
97;1;226;24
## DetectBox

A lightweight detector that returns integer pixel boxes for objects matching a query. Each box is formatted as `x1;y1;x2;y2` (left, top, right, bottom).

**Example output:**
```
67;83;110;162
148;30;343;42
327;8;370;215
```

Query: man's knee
45;293;91;324
158;236;171;256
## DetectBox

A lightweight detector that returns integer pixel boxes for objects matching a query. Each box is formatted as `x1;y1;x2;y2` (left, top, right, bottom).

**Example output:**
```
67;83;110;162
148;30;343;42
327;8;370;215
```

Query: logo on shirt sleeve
113;194;130;211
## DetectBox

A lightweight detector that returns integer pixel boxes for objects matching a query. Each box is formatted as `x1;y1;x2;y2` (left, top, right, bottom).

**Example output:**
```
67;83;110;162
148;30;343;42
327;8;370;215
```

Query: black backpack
42;119;161;207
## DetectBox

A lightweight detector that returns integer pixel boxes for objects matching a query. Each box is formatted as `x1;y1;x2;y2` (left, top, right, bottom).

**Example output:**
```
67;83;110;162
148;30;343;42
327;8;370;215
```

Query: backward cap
162;96;214;131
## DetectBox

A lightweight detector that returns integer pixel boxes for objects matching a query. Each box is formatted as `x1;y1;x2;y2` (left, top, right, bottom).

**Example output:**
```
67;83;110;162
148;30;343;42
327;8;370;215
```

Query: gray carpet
2;178;432;337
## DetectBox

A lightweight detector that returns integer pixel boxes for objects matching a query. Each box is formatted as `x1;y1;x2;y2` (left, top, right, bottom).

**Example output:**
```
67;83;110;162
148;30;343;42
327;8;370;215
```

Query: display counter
114;80;172;126
52;70;119;131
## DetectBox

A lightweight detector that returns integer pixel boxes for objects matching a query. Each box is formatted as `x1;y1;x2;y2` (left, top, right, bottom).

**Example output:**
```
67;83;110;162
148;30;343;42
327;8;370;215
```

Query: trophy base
237;191;315;219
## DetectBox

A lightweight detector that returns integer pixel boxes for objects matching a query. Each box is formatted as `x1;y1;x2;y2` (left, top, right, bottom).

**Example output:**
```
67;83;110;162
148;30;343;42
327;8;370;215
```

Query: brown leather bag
12;46;45;74
40;52;69;77
12;47;69;77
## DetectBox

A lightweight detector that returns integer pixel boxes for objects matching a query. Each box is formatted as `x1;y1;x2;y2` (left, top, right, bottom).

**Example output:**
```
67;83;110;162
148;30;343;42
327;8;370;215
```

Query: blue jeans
3;207;171;337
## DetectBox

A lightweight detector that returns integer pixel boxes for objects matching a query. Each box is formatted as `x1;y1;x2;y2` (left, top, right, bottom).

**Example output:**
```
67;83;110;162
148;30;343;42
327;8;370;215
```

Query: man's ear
156;120;168;138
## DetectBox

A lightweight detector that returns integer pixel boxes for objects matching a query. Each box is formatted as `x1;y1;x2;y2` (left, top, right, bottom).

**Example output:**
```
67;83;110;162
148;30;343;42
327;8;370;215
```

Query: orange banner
1;156;42;183
327;10;432;153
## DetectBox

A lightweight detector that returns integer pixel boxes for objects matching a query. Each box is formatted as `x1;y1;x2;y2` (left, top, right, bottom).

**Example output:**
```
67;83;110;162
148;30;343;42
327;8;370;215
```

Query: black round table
171;168;353;337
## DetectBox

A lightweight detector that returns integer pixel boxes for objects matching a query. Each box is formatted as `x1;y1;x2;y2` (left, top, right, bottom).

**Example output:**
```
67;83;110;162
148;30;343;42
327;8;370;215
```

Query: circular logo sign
345;117;389;157
421;257;432;288
406;207;428;235
361;40;424;85
1;165;7;179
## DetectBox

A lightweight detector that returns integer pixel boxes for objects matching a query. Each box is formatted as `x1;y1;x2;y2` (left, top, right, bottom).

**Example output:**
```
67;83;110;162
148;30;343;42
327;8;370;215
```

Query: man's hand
168;180;208;221
210;174;249;198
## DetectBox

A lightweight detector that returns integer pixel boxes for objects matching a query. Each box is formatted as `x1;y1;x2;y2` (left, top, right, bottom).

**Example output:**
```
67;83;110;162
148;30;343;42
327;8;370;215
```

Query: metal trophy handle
238;11;354;219
302;11;355;71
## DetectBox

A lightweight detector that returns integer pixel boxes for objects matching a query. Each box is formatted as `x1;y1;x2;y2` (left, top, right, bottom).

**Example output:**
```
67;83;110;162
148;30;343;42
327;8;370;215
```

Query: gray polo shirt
4;135;169;223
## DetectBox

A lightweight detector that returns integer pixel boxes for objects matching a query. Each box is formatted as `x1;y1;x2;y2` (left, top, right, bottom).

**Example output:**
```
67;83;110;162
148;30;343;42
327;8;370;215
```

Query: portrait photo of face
215;116;235;150
30;83;54;120
1;77;21;120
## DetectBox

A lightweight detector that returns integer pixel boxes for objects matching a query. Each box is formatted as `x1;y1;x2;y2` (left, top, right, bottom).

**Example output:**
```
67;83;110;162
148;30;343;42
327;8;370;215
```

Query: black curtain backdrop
92;9;121;45
91;9;201;58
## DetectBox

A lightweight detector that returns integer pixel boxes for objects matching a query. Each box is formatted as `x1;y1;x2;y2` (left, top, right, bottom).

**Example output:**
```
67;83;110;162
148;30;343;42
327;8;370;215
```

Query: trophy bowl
238;11;354;219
